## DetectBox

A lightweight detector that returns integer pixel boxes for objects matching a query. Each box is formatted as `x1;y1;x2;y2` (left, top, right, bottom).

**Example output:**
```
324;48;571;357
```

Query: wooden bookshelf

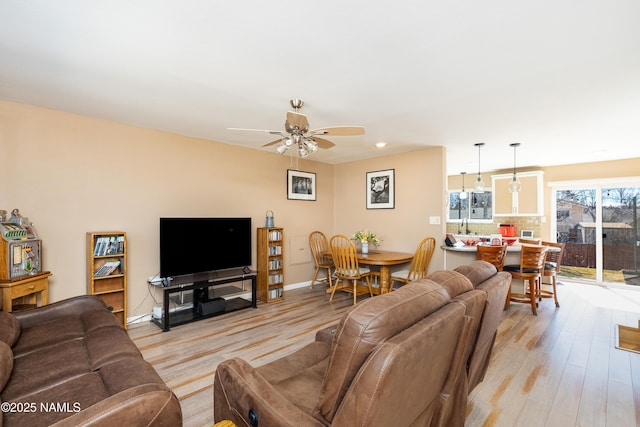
86;231;127;329
256;227;284;302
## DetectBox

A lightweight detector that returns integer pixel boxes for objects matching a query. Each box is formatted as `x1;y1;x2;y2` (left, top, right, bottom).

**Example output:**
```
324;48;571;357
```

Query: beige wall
2;100;449;320
333;147;447;273
13;96;634;319
0;100;336;318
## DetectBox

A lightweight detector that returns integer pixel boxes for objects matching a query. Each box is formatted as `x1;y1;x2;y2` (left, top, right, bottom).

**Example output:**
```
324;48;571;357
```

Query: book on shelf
268;230;282;241
93;237;106;256
268;245;282;255
268;288;283;299
93;235;124;256
104;236;117;255
268;273;283;285
268;259;282;270
94;260;120;277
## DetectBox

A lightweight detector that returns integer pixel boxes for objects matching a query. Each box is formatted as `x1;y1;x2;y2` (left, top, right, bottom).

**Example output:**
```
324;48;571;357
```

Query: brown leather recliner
213;280;470;427
453;260;512;391
424;269;488;427
420;262;511;427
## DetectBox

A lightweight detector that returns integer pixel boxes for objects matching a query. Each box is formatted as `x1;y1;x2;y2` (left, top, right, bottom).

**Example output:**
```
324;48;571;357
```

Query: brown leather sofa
0;295;182;427
424;261;511;426
213;261;510;427
452;260;512;391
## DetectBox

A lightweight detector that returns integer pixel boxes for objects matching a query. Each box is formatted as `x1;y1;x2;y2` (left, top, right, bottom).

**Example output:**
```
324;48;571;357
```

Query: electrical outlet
429;216;441;225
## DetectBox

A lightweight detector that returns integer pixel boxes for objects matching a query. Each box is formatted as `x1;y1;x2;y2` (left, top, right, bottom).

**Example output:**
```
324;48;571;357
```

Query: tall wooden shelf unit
86;231;127;329
257;227;284;302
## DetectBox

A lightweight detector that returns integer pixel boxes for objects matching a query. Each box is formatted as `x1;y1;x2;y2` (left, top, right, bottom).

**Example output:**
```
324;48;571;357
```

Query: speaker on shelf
197;298;226;315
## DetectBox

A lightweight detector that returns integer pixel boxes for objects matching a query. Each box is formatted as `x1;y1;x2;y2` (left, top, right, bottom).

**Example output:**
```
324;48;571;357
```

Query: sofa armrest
314;325;337;344
50;384;182;427
13;295;110;329
214;358;325;427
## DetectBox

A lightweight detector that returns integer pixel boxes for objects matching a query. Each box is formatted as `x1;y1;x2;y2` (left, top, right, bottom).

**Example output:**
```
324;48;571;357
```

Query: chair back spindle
309;231;334;288
329;235;374;304
390;237;435;289
407;237;436;281
476;244;508;271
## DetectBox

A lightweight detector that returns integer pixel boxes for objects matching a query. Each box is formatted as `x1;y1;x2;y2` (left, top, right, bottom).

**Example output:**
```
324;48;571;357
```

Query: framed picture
366;169;395;209
287;169;316;201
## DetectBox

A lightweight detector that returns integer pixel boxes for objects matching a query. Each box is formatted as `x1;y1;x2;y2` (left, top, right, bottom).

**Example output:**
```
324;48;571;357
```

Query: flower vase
361;241;369;254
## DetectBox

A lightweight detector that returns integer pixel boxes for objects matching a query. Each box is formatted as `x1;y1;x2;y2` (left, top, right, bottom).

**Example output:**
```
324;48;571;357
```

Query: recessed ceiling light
376;142;387;148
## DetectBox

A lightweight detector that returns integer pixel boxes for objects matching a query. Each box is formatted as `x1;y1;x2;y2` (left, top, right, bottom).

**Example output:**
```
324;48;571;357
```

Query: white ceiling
1;1;639;175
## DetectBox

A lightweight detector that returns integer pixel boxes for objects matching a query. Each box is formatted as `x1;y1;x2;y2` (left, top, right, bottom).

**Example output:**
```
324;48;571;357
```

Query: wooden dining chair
503;245;548;315
329;234;375;305
308;231;334;289
390;237;436;289
519;237;542;245
540;241;565;308
476;244;508;271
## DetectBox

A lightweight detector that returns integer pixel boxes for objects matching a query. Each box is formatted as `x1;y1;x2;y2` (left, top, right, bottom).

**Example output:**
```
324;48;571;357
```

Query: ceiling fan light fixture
298;143;309;158
473;142;485;192
509;142;522;193
276;142;288;154
306;139;318;152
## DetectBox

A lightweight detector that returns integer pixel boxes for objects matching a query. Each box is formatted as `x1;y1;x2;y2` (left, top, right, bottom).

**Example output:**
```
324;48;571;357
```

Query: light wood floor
128;280;640;427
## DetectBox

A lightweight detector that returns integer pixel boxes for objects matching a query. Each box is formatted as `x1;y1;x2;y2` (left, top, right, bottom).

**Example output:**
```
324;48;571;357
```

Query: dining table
325;249;414;295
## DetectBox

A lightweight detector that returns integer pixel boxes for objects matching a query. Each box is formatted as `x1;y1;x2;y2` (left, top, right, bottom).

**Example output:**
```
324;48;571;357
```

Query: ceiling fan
228;99;365;158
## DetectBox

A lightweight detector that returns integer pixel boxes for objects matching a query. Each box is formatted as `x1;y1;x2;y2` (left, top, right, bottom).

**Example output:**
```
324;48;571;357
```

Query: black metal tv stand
150;268;257;332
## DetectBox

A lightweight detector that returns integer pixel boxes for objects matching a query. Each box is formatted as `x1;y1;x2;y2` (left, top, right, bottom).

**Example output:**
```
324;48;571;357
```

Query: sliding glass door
601;187;640;286
555;188;598;281
553;181;640;286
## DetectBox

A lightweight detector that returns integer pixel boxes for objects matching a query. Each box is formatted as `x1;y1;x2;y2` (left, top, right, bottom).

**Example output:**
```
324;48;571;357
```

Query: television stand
150;268;256;332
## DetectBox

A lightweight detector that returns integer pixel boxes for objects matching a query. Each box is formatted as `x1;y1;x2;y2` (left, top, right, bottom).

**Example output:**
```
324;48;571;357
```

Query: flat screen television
159;217;252;278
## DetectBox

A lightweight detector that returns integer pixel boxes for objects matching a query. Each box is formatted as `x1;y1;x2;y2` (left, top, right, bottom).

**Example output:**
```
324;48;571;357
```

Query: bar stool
540;241;565;308
476;244;508;271
503;245;548;315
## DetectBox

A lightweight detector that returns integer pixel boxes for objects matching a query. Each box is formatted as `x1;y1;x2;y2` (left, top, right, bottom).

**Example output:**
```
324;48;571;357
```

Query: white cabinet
492;171;544;216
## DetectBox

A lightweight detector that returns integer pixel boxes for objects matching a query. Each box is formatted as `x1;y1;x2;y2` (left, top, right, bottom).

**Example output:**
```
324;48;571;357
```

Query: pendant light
509;143;522;193
459;172;468;199
473;143;485;192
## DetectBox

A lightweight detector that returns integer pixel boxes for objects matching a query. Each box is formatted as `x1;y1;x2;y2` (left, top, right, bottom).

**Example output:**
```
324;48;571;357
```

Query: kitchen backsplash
446;216;543;237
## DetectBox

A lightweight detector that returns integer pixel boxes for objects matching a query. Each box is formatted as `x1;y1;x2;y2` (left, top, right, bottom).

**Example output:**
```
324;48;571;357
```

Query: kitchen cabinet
492;171;543;216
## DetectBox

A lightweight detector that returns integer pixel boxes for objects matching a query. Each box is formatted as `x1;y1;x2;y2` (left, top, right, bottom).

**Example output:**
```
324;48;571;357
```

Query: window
448;190;493;221
449;192;468;220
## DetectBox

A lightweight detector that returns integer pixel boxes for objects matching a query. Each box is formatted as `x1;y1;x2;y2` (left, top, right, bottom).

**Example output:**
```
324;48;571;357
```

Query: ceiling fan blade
311;126;365;136
262;138;285;147
286;111;309;131
311;137;335;149
227;127;284;136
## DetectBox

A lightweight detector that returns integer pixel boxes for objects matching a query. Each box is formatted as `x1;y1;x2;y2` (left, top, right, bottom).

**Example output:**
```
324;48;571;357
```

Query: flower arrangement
351;229;381;247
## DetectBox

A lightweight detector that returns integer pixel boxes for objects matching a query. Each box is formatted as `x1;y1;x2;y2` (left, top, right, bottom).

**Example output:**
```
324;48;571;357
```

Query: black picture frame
287;169;316;201
366;169;395;209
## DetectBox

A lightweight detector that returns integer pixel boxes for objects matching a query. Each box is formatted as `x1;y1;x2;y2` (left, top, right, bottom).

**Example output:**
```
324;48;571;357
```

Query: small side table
0;271;52;312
